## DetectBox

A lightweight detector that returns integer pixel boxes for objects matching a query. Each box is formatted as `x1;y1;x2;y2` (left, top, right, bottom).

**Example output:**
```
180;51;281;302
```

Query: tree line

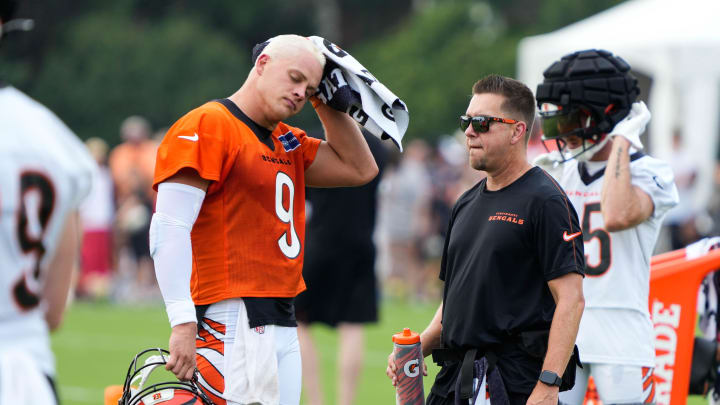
0;0;621;145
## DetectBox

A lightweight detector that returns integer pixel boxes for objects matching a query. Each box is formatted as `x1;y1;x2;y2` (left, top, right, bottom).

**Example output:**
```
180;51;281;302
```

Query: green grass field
52;298;443;404
52;300;707;405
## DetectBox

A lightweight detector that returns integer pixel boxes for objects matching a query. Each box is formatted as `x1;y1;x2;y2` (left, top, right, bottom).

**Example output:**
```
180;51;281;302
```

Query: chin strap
129;354;169;396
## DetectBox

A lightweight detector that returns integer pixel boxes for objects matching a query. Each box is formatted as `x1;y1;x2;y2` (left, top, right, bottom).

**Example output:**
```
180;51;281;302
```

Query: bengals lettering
261;155;292;166
488;211;525;225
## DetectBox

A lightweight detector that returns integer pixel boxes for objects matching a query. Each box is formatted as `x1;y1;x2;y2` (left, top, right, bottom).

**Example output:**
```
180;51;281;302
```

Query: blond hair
259;34;325;67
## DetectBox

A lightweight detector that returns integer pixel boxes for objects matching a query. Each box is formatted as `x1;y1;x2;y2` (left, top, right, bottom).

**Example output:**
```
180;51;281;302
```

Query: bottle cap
104;385;124;405
392;327;420;344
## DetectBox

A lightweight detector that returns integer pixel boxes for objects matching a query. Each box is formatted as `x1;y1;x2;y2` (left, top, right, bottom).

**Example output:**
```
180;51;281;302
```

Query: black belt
432;347;501;401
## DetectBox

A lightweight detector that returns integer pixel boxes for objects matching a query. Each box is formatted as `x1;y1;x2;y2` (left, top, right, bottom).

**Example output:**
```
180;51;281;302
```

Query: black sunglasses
460;115;519;133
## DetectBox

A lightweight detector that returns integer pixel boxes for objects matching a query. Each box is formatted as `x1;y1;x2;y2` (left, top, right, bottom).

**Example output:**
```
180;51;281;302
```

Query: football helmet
118;348;214;405
536;49;640;162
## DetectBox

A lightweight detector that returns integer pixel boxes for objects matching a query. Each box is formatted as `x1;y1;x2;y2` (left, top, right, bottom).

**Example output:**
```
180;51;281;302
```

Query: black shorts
295;249;378;327
129;224;150;260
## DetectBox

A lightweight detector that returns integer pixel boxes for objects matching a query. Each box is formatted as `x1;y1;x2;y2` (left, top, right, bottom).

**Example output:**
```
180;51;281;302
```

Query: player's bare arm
600;136;654;231
43;211;80;331
600;102;655;231
386;302;439;385
527;272;584;405
305;102;378;187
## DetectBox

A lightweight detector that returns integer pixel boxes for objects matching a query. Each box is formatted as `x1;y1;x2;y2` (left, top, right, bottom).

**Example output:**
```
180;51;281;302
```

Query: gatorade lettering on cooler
404;359;420;377
393;328;424;405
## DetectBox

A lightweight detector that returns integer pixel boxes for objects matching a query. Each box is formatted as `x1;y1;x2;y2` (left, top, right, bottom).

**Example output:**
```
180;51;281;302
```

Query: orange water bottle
393;328;425;405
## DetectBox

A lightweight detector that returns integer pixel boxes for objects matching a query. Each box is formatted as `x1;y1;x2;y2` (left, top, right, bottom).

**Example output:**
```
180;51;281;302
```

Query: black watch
538;370;562;387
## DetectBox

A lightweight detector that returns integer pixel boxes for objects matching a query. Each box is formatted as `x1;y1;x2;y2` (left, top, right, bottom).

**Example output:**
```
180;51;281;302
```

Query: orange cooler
648;247;720;405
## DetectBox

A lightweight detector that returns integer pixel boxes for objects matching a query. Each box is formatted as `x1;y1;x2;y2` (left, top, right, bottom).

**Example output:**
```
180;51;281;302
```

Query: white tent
517;0;720;211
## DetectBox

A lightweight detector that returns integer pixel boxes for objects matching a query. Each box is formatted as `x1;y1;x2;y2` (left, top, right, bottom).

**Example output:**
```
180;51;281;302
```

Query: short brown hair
472;75;535;143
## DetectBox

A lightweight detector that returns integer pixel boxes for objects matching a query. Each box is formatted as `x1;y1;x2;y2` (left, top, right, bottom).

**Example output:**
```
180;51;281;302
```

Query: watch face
540;370;561;386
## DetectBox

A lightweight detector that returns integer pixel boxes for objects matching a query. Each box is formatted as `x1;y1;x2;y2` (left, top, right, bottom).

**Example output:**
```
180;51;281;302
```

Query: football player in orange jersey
149;34;378;405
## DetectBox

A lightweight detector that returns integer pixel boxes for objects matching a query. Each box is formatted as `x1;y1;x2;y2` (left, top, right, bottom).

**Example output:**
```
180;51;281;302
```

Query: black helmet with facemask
536;49;639;161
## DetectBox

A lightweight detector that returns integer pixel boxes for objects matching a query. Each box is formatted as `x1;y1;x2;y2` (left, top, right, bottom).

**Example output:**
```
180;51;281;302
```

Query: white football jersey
553;152;678;365
0;85;95;376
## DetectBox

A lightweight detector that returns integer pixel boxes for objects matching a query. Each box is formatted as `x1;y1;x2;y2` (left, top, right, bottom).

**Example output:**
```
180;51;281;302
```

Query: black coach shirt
434;166;584;396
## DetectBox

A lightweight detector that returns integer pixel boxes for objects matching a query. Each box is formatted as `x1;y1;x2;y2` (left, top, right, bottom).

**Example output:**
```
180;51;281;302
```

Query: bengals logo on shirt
488;211;525;225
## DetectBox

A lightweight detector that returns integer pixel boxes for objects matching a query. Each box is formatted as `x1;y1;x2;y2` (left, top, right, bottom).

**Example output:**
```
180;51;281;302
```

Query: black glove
315;60;361;114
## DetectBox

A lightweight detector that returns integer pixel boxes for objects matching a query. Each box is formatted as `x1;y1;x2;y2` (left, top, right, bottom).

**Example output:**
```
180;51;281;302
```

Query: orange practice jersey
153;100;321;305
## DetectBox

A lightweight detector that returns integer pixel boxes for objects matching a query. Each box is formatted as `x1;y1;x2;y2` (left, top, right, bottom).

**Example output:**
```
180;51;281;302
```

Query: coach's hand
526;381;559;405
167;322;197;381
386;351;427;386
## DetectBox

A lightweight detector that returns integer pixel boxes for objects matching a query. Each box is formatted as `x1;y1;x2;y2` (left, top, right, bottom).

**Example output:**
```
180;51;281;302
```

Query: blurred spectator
709;162;720;238
77;137;115;300
420;136;465;299
665;130;701;249
109;115;157;203
296;132;388;405
377;139;432;301
108;115;158;301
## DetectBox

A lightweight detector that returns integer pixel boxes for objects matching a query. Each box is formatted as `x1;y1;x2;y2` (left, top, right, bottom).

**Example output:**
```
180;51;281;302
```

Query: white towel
472;371;489;405
308;36;408;151
223;300;279;405
251;36;408;151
